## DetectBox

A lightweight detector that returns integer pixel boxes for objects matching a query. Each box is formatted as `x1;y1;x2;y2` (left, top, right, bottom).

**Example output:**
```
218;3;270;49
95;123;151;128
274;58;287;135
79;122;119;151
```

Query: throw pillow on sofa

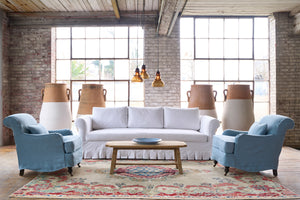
128;107;164;128
164;107;200;130
92;107;128;129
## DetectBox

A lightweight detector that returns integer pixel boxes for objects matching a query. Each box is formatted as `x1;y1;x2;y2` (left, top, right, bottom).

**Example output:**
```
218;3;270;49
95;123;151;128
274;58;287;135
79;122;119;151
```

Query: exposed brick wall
0;11;11;145
8;27;51;123
273;12;300;148
144;20;180;107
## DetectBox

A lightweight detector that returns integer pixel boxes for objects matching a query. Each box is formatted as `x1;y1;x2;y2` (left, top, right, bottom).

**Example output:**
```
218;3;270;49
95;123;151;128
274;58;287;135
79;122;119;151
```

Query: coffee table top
106;140;187;149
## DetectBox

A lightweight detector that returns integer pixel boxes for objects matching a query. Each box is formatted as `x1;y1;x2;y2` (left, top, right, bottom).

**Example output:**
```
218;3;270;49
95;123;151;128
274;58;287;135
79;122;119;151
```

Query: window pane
86;60;100;80
137;39;143;59
195;60;209;80
130;101;144;107
210;60;223;80
209;39;223;58
86;39;99;58
100;39;114;58
72;39;85;58
56;39;70;59
181;39;194;59
130;82;144;101
239;39;252;58
117;101;129;107
180;18;194;38
224;60;238;80
130;27;139;38
72;102;79;119
56;27;70;38
86;27;99;38
181;60;194;80
195;39;208;58
254;81;269;101
115;27;128;38
254;60;269;80
224;19;238;38
115;39;128;58
72;81;84;102
181;81;193;101
101;82;114;101
224;39;238;58
129;39;138;59
100;27;114;38
195;18;208;38
115;82;128;101
239;60;253;80
254;39;268;59
71;60;85;80
72;27;85;38
209;18;223;38
254;18;268;38
211;82;224;101
254;102;269;121
115;60;129;79
56;60;70;80
239;18;253;38
100;60;114;80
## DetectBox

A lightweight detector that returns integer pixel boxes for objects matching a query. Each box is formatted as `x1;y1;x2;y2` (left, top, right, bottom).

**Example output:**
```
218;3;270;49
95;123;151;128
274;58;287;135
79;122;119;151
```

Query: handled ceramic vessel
77;84;107;116
222;84;254;131
187;84;217;118
40;83;72;130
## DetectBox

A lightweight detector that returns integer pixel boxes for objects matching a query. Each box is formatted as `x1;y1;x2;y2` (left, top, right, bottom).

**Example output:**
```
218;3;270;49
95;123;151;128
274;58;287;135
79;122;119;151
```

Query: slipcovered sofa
75;107;220;160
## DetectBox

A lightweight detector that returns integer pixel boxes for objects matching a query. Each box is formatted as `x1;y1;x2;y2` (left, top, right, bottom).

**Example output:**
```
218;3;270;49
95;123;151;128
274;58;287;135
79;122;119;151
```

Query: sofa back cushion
92;107;128;129
164;107;200;130
128;107;164;128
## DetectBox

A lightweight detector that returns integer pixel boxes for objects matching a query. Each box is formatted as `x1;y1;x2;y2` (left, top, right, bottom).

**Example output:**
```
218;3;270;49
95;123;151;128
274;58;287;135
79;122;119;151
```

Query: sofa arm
75;115;92;142
199;115;220;142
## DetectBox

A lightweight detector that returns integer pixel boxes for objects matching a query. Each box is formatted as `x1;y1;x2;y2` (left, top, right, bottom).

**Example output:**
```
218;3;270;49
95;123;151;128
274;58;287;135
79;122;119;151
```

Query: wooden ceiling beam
111;0;120;19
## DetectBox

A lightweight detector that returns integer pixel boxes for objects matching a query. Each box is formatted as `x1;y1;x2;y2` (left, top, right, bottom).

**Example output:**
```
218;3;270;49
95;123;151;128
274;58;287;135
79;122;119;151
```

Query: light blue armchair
211;115;294;176
3;113;82;176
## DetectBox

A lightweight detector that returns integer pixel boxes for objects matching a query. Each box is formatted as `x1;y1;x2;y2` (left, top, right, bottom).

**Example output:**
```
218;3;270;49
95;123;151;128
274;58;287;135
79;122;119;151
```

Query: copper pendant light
141;64;149;79
131;0;143;83
152;35;164;87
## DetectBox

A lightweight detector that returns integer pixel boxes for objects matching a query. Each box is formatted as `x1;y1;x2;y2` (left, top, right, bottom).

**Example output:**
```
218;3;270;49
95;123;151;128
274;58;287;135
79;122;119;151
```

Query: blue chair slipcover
211;115;294;176
3;113;82;176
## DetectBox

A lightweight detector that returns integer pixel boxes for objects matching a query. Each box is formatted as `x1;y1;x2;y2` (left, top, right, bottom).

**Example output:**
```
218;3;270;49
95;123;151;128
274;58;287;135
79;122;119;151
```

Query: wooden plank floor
0;146;299;200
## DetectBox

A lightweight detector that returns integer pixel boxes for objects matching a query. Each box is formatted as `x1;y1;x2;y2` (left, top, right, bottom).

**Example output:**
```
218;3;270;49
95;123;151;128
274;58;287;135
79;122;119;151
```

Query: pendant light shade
152;70;165;87
140;64;149;79
131;67;143;82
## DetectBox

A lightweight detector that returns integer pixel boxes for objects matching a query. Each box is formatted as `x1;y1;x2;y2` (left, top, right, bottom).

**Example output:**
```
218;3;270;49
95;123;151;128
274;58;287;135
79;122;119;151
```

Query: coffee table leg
110;148;118;174
174;149;179;169
175;148;183;174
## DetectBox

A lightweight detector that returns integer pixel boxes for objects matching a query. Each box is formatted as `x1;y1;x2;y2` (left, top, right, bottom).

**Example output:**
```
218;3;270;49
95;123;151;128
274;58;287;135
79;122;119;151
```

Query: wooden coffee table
105;141;187;174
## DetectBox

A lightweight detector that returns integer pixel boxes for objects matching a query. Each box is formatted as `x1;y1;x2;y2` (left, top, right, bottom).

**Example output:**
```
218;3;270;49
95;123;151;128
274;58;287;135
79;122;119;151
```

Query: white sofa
75;107;220;160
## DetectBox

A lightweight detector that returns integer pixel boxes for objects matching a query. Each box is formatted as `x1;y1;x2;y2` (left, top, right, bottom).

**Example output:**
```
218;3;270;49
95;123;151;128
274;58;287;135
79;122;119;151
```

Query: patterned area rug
10;160;299;199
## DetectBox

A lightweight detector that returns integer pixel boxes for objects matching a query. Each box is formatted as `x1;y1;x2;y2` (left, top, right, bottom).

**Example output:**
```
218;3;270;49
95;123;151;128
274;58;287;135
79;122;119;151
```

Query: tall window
180;17;269;120
54;26;144;118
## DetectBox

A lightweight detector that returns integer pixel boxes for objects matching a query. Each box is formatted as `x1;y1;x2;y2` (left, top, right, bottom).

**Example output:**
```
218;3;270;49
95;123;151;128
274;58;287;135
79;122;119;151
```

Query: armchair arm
234;134;280;162
48;129;73;136
199;115;220;142
223;129;248;137
75;115;92;142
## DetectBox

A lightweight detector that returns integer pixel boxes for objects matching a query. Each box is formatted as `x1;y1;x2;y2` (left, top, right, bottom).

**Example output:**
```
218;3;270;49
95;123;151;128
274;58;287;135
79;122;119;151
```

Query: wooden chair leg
273;169;278;177
224;166;229;176
213;160;218;167
77;163;81;168
68;167;73;176
19;169;24;176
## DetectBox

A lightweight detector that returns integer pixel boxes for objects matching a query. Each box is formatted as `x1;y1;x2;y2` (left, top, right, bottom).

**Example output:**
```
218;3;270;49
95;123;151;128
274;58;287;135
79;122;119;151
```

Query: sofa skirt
82;141;212;160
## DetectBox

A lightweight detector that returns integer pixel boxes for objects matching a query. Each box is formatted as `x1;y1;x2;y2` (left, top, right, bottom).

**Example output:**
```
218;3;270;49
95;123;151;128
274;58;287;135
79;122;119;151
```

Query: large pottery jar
222;84;254;131
40;83;72;130
187;84;217;118
77;84;107;116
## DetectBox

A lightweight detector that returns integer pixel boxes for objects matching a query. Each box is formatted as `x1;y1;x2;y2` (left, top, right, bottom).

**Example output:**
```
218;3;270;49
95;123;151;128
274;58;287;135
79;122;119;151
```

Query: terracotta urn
77;84;107;116
222;84;254;131
40;83;72;130
187;84;217;118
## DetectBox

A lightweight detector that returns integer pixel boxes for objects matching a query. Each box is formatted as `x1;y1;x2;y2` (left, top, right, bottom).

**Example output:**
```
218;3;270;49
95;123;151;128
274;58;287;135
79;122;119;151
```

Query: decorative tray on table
133;138;162;145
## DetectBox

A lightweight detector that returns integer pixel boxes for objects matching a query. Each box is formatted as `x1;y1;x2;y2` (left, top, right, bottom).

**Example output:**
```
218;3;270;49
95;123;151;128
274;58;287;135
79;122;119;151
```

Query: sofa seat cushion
63;135;82;153
86;128;208;142
212;135;235;154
